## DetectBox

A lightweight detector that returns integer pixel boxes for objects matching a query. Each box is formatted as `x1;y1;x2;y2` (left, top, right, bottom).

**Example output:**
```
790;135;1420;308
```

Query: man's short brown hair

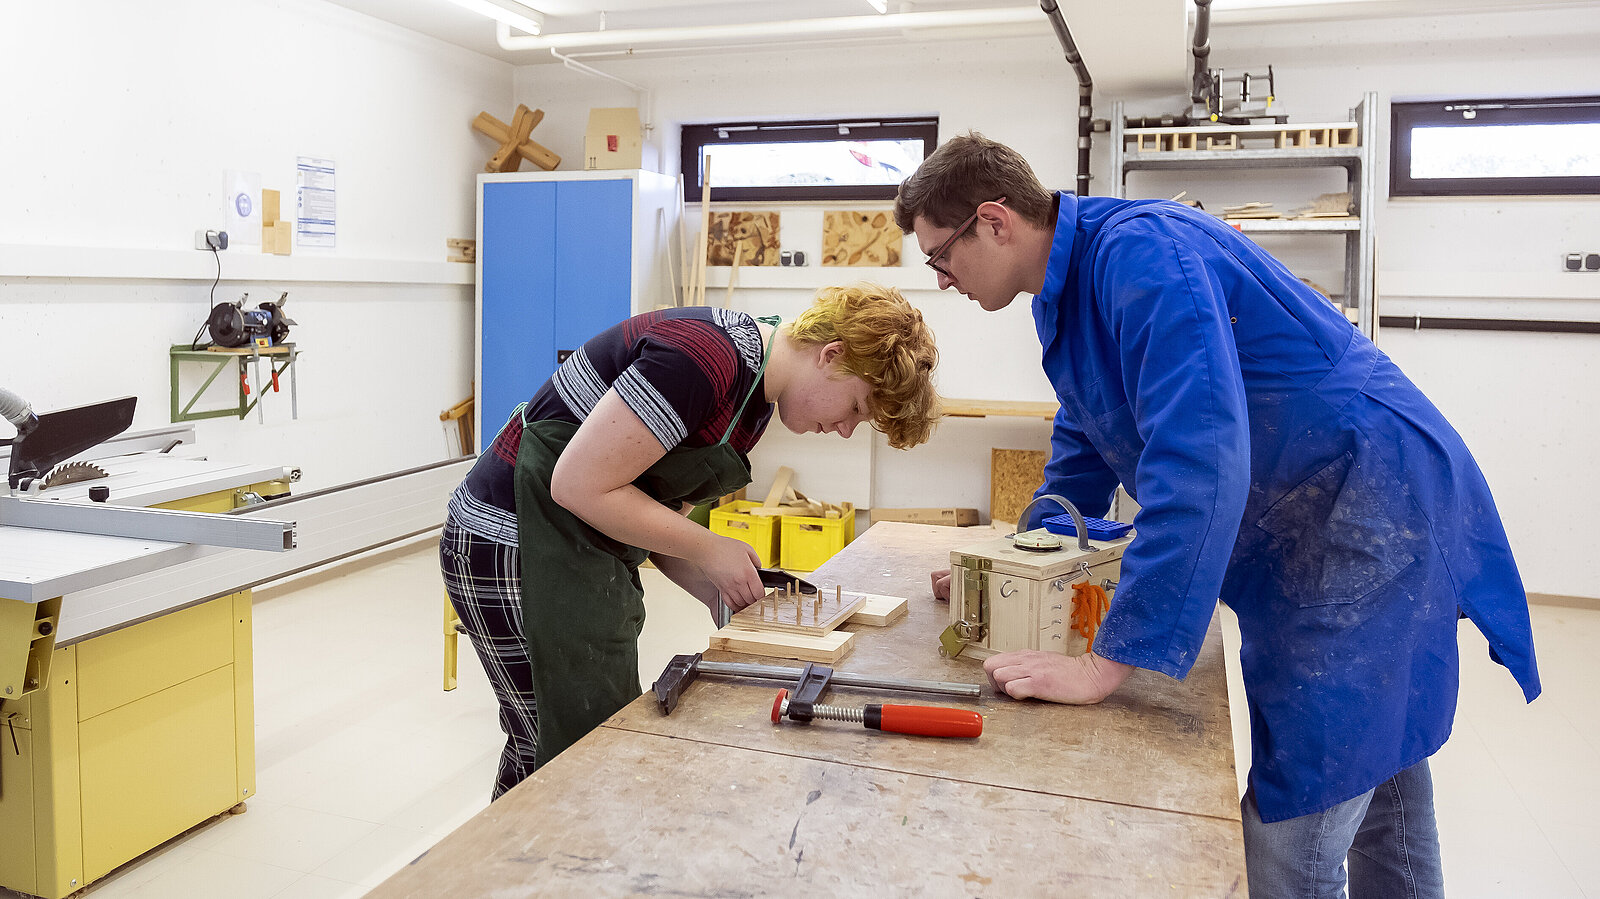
893;132;1055;234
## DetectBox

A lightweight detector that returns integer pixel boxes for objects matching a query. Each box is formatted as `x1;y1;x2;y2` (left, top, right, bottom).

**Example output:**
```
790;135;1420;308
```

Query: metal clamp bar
696;658;981;698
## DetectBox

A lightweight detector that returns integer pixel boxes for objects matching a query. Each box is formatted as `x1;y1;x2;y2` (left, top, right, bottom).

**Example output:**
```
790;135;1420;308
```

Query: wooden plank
366;728;1247;899
760;465;794;508
939;397;1058;419
709;626;854;664
728;587;866;635
870;507;980;527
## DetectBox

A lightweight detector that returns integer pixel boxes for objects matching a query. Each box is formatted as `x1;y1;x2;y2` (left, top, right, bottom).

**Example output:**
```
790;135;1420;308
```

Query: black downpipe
1191;0;1213;108
1378;316;1600;335
1040;1;1093;197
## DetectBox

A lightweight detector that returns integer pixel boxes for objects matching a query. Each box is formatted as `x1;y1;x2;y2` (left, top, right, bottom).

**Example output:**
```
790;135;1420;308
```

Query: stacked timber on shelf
1129;121;1358;154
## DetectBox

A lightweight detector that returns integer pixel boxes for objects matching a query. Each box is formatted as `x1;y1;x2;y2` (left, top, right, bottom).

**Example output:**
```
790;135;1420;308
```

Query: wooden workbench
371;521;1246;896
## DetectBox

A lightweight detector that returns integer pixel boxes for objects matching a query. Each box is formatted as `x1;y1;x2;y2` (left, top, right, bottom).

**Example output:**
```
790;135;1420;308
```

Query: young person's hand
982;650;1134;705
697;536;767;611
930;568;952;601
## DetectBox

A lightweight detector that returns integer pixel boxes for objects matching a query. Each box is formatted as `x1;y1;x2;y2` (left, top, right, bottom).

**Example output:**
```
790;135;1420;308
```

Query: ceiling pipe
493;6;1042;53
1039;0;1094;198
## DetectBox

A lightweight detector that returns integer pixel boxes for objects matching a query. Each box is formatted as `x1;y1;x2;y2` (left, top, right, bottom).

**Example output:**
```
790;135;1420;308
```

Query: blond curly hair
787;283;939;449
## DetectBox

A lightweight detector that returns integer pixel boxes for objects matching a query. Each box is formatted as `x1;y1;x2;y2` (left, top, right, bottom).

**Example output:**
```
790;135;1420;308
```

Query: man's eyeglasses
925;197;1006;278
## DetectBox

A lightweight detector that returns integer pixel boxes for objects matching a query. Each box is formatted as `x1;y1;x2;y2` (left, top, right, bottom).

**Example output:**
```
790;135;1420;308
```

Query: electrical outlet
1563;252;1600;272
194;229;229;251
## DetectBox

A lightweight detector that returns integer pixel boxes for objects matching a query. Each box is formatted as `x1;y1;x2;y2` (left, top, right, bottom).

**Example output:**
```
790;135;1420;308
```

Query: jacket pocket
1256;449;1422;607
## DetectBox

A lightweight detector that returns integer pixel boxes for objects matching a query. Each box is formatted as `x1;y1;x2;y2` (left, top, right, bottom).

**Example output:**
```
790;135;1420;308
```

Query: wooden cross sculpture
472;104;561;173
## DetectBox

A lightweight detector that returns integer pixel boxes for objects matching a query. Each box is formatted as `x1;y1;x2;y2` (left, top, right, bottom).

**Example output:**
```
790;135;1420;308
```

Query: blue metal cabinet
476;170;679;450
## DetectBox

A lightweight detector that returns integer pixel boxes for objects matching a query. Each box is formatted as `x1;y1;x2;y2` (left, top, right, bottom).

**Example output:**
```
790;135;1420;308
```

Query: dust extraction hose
0;387;39;438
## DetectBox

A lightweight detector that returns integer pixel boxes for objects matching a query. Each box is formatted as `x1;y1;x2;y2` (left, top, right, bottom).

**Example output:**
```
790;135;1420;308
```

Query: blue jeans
1241;759;1445;898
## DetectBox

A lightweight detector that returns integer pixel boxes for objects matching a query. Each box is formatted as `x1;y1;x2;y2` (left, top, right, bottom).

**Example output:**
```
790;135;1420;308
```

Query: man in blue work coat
895;133;1541;897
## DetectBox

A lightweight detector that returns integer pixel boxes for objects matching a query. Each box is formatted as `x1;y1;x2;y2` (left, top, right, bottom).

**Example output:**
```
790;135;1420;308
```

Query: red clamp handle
872;704;983;738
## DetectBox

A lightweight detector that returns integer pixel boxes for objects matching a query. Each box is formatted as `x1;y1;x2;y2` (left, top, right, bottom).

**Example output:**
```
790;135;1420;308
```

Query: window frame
1390;95;1600;197
679;116;939;203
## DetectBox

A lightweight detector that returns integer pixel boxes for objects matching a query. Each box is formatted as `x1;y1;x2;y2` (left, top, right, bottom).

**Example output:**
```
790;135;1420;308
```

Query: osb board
728;587;867;636
615;521;1241;823
821;209;902;266
709;626;854;664
991;448;1048;525
366;727;1247;898
707;211;780;266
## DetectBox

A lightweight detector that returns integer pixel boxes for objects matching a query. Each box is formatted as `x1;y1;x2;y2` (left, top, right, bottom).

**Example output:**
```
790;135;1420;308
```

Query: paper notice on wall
296;157;337;249
225;170;262;247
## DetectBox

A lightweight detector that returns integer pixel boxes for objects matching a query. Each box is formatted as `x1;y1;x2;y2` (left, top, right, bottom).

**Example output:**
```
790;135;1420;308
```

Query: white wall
0;0;512;490
511;7;1600;598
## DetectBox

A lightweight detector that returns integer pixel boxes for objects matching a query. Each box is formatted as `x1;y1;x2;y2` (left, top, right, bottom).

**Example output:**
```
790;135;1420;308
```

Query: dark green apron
513;316;776;768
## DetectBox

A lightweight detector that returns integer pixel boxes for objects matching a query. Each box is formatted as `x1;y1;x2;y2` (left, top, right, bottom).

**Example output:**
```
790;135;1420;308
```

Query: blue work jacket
1034;192;1540;822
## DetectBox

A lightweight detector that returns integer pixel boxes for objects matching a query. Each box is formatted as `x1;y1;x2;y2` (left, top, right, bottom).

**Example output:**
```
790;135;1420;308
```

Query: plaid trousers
439;516;537;799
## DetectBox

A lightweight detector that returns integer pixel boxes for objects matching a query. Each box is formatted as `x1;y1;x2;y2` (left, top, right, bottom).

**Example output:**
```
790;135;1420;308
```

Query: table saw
0;425;294;899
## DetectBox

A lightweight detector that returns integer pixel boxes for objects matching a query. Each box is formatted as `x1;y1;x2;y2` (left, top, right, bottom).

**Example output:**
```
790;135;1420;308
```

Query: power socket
1563;252;1599;272
194;229;229;251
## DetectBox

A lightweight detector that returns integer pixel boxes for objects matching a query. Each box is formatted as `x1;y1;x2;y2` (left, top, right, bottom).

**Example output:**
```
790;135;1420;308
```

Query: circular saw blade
41;460;109;490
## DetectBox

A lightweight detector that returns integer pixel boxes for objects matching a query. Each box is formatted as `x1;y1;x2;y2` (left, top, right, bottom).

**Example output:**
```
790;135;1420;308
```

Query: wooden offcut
709;626;855;664
843;591;909;627
821;210;901;267
870;508;980;527
991;448;1048;525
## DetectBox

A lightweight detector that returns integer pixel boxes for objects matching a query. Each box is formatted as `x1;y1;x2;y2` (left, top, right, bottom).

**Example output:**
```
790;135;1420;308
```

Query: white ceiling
323;1;1189;95
317;0;1594;97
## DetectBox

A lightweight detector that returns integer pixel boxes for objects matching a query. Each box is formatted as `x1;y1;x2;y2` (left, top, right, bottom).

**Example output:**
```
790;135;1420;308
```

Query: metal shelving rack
1109;92;1380;337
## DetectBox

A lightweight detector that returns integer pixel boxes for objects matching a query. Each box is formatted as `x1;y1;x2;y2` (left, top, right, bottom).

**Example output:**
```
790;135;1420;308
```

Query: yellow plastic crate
779;504;856;571
709;500;780;567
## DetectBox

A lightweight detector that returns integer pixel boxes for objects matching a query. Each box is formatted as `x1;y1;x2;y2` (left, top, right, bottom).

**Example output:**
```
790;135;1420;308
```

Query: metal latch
939;555;992;658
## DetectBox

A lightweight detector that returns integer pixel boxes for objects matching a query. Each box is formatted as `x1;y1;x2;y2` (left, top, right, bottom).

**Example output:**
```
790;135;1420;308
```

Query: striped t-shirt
449;307;773;545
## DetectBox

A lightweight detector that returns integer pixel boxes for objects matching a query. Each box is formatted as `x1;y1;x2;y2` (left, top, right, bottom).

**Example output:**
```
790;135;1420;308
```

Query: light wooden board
729;586;865;635
709;625;854;664
843;591;908;626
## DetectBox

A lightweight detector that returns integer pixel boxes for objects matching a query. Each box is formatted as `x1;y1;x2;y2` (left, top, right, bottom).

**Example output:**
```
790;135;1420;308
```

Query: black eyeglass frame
924;197;1006;277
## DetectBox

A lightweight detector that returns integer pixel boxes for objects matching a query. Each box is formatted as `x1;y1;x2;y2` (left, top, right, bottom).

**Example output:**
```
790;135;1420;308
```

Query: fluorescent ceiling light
447;0;544;35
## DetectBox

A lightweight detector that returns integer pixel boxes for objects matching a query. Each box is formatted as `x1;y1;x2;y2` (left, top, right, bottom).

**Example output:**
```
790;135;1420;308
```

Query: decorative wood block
471;105;560;172
706;211;780;266
709;626;855;664
990;448;1048;526
728;587;866;636
821;210;901;267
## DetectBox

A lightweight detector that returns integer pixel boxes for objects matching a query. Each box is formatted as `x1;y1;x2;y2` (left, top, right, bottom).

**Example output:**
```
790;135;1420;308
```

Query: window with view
680;117;938;203
1390;96;1600;197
